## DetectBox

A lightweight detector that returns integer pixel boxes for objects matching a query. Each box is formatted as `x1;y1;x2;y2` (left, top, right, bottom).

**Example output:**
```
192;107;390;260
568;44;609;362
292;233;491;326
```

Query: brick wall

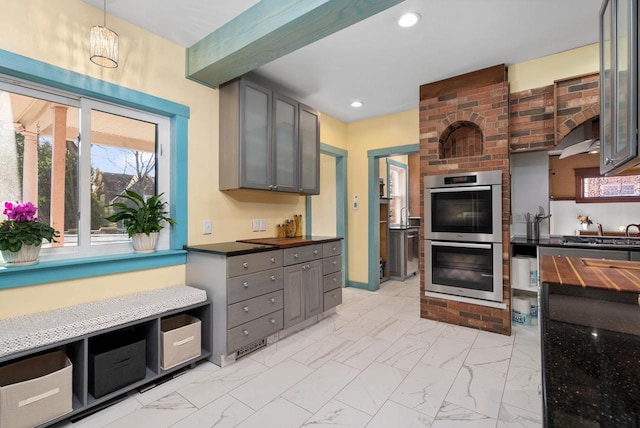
555;73;600;143
419;80;511;335
509;73;600;153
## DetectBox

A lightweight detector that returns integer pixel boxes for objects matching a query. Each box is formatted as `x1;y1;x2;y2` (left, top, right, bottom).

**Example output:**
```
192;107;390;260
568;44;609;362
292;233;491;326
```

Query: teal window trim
366;144;419;291
0;49;190;289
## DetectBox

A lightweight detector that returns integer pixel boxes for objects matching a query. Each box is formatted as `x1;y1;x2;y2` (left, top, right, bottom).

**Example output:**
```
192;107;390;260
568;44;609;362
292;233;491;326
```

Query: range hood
549;118;600;159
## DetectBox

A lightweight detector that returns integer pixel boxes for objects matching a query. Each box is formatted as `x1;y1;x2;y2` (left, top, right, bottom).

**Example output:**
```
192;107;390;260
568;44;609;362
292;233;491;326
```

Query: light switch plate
252;219;260;232
259;219;266;231
203;219;212;234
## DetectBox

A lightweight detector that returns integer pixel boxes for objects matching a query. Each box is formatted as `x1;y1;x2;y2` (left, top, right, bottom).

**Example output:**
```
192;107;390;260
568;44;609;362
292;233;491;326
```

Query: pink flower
3;201;38;222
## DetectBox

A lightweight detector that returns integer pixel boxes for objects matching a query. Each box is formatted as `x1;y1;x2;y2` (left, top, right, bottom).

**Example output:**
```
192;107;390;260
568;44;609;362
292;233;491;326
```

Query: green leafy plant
104;190;176;238
0;201;60;252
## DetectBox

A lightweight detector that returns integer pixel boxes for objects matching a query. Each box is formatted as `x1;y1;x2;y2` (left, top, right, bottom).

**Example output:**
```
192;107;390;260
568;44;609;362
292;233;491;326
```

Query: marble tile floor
53;276;542;428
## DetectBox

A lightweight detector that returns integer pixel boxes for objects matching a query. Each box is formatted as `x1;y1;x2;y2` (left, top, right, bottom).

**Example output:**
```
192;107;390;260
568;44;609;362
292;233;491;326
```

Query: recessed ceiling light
398;12;421;28
350;101;363;108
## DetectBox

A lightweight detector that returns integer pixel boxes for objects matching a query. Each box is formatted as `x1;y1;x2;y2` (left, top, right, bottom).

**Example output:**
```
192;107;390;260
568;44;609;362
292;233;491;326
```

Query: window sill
0;250;187;290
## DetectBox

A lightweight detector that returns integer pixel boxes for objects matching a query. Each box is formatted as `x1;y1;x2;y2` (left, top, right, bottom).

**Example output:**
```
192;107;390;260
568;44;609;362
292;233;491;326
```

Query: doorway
366;144;419;291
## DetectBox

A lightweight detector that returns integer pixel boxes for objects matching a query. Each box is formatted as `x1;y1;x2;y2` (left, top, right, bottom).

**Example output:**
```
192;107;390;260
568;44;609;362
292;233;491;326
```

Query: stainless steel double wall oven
424;171;503;302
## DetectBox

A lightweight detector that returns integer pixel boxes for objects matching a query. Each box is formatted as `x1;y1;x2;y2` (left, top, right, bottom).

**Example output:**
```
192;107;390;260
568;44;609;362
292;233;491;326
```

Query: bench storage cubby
160;314;202;370
0;286;212;427
0;350;72;428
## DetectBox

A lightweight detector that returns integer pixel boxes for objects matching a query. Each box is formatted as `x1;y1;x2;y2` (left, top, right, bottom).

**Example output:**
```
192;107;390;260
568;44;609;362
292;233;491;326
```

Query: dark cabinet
219;77;320;194
599;0;639;175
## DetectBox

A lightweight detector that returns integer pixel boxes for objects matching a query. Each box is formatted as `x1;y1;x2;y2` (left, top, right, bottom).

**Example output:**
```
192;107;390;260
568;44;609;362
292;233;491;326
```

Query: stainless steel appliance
389;226;419;280
425;240;503;302
424;170;503;302
424;171;502;243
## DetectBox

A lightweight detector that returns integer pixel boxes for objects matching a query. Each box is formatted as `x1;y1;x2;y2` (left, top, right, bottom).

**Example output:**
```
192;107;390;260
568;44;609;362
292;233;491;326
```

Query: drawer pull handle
243;281;249;288
302;265;306;270
332;246;336;252
294;253;299;258
270;275;276;281
270;297;276;303
243;329;249;336
243;306;249;312
333;261;337;266
333;294;337;299
313;249;318;255
243;262;248;268
333;278;337;282
270;257;275;263
270;318;276;324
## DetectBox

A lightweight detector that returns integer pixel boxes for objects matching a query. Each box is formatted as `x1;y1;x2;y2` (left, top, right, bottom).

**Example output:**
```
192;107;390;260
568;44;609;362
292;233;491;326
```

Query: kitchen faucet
400;207;407;226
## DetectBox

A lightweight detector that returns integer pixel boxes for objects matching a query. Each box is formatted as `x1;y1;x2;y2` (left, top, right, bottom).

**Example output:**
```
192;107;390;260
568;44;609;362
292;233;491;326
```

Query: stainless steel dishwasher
389;227;419;280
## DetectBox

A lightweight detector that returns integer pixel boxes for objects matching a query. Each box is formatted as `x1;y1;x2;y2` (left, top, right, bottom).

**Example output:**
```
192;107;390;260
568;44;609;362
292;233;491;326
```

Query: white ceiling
83;0;603;122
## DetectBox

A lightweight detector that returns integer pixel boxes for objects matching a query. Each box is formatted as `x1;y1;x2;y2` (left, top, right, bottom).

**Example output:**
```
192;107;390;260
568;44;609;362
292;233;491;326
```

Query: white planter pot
132;232;159;253
1;244;41;267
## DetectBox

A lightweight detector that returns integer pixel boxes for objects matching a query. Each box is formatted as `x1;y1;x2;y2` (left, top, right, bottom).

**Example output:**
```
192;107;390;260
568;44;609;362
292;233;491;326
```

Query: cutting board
237;237;314;249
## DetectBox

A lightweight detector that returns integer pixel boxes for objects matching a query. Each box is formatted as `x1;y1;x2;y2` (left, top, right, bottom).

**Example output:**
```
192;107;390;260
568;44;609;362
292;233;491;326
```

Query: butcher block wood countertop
540;255;640;293
237;236;341;249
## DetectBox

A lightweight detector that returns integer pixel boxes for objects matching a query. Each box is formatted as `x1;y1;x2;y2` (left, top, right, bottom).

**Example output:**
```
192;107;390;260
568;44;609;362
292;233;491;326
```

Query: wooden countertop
236;236;340;249
540;255;640;293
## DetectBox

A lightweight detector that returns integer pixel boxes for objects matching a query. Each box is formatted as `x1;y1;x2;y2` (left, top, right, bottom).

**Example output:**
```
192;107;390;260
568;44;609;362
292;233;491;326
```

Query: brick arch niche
439;120;484;159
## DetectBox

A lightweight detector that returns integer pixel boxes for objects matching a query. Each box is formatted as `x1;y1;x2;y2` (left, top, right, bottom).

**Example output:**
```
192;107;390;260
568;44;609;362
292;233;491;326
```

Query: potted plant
104;190;176;253
0;201;60;267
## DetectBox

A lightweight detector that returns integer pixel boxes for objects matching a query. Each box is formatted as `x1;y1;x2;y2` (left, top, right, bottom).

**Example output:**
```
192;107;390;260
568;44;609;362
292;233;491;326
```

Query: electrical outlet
203;219;212;234
353;195;359;210
252;219;260;232
259;219;266;231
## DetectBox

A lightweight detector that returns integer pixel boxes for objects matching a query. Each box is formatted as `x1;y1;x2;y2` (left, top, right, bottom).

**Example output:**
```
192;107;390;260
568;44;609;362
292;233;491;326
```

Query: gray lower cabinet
322;241;342;311
186;249;283;366
283;245;324;329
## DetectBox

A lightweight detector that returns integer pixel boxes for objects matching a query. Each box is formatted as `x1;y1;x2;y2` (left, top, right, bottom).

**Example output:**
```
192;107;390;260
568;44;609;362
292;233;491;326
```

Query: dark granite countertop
183;242;278;256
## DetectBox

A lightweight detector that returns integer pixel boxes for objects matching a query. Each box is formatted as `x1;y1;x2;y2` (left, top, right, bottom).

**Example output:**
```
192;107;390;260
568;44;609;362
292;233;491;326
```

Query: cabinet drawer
323;288;342;311
227;291;284;329
322;241;341;257
323;255;341;275
227;250;283;277
323;271;342;292
227;310;283;353
283;244;323;265
227;268;283;304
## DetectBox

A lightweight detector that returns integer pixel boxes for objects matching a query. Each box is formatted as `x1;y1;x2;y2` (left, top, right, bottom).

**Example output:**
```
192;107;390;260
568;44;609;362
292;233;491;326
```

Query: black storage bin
89;329;146;398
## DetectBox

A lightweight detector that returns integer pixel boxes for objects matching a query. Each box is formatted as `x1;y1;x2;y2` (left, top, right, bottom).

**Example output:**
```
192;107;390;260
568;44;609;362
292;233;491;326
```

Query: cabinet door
273;94;299;192
304;260;323;319
283;265;304;328
240;80;272;190
299;104;320;194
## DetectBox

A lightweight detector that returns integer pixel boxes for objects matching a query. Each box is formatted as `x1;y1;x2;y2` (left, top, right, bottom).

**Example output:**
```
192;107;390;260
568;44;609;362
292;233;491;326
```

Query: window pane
0;90;79;248
91;109;157;246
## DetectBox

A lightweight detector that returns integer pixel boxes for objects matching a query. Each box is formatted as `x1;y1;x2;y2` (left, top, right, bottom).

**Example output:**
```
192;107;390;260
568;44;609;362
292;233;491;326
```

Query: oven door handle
481;273;494;278
429;185;491;193
430;241;492;249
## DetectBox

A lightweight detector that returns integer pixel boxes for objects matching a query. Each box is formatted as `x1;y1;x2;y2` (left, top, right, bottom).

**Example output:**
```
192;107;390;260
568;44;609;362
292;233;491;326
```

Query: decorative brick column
419;66;511;335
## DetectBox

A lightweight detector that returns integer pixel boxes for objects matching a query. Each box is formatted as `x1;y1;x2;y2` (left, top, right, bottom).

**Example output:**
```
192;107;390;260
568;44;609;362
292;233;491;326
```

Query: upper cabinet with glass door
599;0;639;175
219;77;319;195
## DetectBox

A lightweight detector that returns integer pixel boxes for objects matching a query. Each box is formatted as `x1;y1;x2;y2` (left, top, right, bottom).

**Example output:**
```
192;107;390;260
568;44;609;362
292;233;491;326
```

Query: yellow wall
509;43;599;92
345;110;419;283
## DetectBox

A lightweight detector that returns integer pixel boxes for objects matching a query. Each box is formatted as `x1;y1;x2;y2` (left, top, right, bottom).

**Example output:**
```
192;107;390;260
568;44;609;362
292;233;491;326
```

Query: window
575;167;640;203
0;78;171;260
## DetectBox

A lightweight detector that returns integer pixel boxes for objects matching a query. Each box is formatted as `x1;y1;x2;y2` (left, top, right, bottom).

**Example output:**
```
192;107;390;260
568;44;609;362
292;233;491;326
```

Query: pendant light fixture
90;0;119;68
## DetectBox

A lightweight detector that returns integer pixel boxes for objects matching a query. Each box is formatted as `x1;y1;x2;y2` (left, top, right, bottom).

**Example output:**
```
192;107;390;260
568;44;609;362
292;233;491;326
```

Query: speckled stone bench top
0;285;207;358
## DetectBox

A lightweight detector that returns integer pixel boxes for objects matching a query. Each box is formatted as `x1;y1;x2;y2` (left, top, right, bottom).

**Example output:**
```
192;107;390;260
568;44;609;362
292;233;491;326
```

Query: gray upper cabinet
219;77;319;194
599;0;639;175
299;104;320;195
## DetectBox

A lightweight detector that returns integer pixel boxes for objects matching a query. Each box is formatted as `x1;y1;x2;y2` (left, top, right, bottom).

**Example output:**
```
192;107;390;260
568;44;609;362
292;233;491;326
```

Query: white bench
0;285;207;358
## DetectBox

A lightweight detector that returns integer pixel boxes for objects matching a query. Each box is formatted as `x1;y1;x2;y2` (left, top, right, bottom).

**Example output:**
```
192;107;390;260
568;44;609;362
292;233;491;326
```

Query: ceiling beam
186;0;405;88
